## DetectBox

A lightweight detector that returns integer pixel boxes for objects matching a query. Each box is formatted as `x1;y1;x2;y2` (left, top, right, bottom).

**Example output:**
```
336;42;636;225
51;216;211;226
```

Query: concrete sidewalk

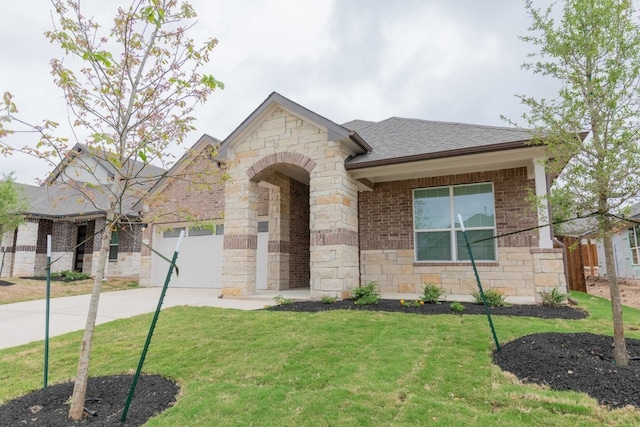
0;287;309;350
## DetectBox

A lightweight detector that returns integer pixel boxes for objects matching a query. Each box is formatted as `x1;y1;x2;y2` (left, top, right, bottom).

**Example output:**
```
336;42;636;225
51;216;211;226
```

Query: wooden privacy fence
556;236;588;293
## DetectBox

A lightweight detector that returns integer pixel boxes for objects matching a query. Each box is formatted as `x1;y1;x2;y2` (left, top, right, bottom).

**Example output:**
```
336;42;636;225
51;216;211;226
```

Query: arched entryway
248;153;315;291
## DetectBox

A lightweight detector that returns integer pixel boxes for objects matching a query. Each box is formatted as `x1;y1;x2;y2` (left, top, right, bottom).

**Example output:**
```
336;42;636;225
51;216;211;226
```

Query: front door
74;225;87;272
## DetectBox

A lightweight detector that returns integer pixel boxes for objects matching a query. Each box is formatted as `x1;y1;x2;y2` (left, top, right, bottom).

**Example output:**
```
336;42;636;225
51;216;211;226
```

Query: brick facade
358;167;565;303
289;177;310;288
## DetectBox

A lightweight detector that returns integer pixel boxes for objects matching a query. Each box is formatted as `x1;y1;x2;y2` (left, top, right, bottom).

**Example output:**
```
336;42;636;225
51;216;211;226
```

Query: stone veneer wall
358;167;566;303
224;107;360;297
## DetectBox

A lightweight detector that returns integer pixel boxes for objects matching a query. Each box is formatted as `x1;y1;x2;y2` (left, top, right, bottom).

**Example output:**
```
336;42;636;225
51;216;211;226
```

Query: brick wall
358;167;538;251
289;177;310;288
358;167;564;304
146;150;227;224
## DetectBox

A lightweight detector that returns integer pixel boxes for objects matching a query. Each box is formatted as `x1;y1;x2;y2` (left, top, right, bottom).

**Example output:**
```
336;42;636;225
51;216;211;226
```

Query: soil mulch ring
267;298;588;320
494;333;640;409
0;374;179;426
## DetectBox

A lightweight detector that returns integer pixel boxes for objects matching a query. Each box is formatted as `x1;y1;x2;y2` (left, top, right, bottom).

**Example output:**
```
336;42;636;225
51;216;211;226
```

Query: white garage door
150;223;269;289
150;225;223;288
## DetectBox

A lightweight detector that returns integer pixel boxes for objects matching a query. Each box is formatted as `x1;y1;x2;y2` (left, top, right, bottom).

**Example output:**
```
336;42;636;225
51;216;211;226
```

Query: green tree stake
44;235;51;389
458;214;500;351
121;230;185;422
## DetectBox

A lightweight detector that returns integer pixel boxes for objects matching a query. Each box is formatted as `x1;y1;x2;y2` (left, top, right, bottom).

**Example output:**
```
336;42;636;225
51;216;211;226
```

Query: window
189;226;213;237
109;228;120;261
163;227;185;238
413;183;496;261
629;224;640;265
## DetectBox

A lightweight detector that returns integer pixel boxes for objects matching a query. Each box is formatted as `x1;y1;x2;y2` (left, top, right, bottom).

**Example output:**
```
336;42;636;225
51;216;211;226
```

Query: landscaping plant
352;281;380;305
472;289;507;307
422;282;443;303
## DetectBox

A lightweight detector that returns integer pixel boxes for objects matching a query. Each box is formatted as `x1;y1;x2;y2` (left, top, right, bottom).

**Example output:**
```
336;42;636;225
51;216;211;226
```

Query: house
0;143;164;278
140;92;574;303
592;202;640;285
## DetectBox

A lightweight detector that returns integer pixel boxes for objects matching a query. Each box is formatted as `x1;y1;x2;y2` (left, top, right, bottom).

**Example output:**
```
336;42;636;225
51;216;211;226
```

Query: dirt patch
0;277;139;305
587;278;640;309
494;332;640;408
0;374;178;426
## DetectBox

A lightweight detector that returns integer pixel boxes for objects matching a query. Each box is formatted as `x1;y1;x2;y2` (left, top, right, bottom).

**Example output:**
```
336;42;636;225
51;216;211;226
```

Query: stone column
262;177;291;290
11;219;39;277
222;179;259;296
309;144;360;300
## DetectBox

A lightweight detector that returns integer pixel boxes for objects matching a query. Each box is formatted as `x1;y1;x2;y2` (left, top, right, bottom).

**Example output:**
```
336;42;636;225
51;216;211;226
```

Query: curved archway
246;152;316;183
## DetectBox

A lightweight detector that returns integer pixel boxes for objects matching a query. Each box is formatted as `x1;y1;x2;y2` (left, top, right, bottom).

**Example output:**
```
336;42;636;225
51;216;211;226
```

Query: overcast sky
0;0;557;184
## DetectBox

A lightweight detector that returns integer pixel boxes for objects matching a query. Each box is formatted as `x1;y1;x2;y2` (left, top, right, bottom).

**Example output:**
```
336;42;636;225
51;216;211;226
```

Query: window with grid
629;224;640;265
109;227;120;261
413;183;497;261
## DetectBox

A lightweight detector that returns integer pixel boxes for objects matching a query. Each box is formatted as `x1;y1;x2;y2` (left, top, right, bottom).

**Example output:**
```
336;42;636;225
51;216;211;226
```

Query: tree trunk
68;211;115;419
603;234;629;366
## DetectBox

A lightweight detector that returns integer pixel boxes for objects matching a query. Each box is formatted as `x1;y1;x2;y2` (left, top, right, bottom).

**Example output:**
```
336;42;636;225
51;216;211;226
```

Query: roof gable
136;133;221;210
216;92;371;161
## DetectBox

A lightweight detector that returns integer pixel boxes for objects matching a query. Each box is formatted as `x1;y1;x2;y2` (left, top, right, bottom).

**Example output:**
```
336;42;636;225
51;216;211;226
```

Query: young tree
2;0;223;419
0;173;26;237
518;0;640;365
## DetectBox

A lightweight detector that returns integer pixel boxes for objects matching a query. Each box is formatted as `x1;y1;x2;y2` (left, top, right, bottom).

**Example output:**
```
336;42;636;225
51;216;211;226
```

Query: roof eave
345;139;535;170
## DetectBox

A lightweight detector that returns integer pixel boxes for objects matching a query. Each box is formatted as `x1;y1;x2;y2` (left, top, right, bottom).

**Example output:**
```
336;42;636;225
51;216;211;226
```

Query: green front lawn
1;292;640;426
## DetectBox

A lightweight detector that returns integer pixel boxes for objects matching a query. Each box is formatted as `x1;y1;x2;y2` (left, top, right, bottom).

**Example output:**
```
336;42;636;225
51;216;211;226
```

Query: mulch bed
494;332;640;408
267;298;588;319
0;374;178;426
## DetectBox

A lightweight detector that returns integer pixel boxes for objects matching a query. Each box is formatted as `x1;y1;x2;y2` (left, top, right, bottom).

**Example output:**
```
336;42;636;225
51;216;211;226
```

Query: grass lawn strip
0;292;639;425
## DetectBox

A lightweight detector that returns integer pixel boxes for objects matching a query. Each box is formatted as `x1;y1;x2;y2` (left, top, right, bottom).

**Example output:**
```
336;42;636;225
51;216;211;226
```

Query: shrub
472;289;507;307
450;302;465;314
54;270;91;281
321;295;337;304
353;282;380;305
422;283;443;304
540;288;567;307
273;295;293;305
400;299;422;307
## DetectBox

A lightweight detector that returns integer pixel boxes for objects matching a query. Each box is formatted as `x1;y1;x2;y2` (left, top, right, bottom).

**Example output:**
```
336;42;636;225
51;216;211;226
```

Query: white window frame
630;224;640;265
413;183;497;262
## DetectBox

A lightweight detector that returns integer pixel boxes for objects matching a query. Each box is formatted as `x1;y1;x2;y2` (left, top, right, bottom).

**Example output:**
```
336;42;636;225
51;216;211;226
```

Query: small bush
472;289;507;307
353;282;380;305
540;288;566;307
321;295;337;304
422;283;443;304
273;295;294;305
54;270;91;281
400;299;423;307
450;302;465;314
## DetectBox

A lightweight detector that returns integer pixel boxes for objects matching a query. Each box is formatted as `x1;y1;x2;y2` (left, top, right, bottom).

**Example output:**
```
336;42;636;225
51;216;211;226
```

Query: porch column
534;159;553;249
261;178;291;290
222;179;259;296
309;145;360;300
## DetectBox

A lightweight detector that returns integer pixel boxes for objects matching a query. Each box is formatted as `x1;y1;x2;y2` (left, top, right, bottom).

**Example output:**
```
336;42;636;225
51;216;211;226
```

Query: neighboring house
0;143;164;278
140;92;576;303
593;202;640;284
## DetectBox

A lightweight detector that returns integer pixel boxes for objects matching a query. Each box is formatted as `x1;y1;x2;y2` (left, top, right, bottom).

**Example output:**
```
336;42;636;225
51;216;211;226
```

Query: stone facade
222;107;360;298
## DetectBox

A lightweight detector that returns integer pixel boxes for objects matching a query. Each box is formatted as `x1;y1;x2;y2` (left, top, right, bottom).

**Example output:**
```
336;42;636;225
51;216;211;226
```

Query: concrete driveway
0;287;309;350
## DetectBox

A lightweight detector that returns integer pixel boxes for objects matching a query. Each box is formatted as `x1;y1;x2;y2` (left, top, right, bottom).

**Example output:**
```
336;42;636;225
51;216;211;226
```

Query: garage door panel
150;226;223;288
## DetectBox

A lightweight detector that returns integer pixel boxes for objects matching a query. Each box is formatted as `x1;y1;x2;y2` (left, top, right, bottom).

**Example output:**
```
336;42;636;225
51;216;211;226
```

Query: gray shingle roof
344;117;535;168
16;181;144;218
